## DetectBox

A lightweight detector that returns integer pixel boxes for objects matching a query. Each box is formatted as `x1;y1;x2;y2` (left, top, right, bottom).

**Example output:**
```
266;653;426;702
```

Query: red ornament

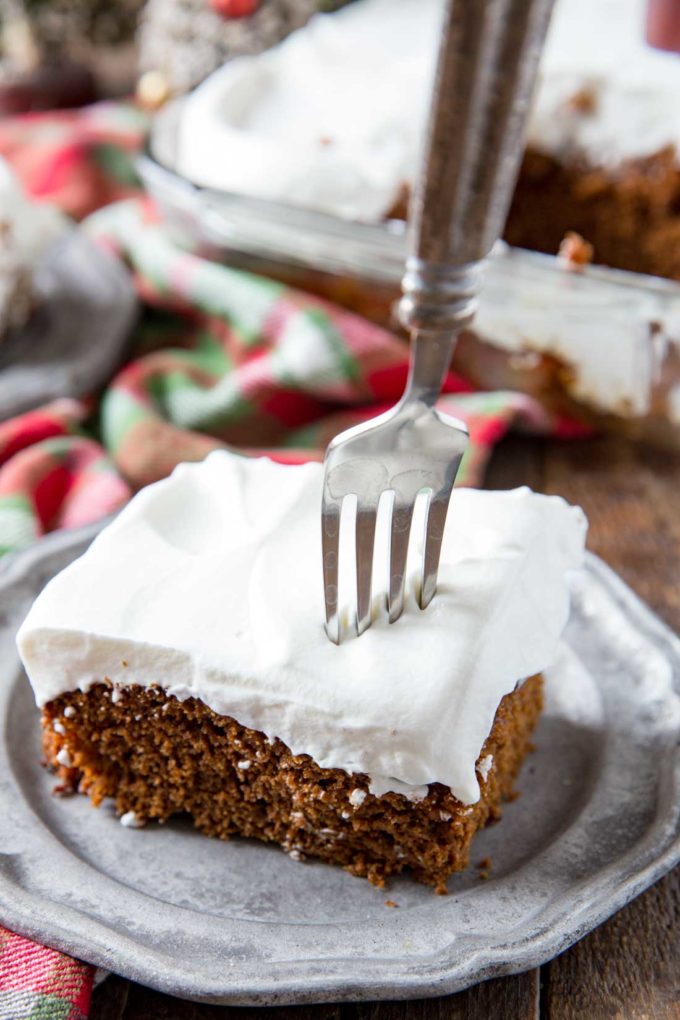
209;0;259;16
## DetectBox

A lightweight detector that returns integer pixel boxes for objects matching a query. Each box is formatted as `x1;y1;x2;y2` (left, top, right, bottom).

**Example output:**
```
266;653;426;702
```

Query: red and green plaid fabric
0;101;588;1015
0;400;131;554
84;196;564;491
0;102;147;221
0;927;91;1020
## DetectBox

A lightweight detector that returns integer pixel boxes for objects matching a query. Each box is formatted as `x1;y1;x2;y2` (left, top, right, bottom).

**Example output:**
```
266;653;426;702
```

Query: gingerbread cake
18;452;586;891
505;0;680;280
172;0;680;281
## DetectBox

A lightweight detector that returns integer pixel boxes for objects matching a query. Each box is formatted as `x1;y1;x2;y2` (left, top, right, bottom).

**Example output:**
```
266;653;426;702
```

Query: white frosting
174;0;439;221
529;0;680;167
172;0;680;222
18;452;586;805
478;246;680;417
477;754;493;782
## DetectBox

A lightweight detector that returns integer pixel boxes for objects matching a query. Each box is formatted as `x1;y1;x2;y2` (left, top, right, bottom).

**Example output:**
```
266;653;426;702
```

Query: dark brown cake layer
388;146;680;281
42;674;543;893
505;146;680;281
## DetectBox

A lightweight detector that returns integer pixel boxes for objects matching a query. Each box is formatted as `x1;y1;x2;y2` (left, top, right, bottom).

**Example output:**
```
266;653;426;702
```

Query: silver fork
321;0;555;644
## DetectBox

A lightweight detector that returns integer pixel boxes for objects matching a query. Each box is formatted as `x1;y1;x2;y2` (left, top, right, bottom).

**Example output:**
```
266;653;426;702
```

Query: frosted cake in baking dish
174;0;680;281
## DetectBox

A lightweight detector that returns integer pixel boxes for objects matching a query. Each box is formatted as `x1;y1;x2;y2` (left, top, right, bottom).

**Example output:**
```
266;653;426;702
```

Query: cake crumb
53;720;66;735
349;788;366;808
237;760;251;770
120;810;145;828
384;900;398;908
478;870;490;881
477;755;493;782
557;230;594;272
63;706;76;718
566;86;597;114
52;782;75;798
476;857;492;871
121;660;128;668
56;748;73;768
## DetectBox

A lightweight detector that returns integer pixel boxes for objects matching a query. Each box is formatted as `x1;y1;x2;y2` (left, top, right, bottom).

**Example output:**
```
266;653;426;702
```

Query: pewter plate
0;231;137;420
0;525;678;1006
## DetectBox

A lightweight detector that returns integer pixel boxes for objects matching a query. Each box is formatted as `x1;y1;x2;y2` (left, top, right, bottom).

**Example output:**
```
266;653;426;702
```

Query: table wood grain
90;435;680;1020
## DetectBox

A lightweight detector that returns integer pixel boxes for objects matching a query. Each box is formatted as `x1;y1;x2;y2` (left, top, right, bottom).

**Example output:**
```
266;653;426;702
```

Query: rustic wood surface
90;435;680;1020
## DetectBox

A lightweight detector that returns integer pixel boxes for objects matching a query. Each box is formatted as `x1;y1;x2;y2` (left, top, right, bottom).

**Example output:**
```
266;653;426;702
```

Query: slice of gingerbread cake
17;452;586;892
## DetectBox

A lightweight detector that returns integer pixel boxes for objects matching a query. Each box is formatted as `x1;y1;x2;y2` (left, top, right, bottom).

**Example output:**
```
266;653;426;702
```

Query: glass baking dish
137;101;680;448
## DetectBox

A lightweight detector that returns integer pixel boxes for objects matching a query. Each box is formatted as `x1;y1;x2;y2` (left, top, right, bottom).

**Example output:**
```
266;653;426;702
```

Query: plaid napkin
0;101;585;1016
0;928;91;1020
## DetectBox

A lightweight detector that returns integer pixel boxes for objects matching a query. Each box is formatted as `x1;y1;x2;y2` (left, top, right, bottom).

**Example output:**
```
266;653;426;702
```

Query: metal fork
321;0;555;644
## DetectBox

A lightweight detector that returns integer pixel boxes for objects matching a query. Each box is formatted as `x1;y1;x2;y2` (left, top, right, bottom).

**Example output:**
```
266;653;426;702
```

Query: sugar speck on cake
477;755;493;782
236;760;251;770
63;706;76;718
56;748;72;768
120;810;145;829
53;720;66;735
349;788;366;808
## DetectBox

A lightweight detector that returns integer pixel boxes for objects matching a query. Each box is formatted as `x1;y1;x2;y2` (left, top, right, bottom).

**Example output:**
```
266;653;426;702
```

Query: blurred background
0;0;679;541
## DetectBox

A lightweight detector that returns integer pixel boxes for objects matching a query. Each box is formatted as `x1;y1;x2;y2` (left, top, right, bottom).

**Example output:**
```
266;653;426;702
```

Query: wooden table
91;435;680;1020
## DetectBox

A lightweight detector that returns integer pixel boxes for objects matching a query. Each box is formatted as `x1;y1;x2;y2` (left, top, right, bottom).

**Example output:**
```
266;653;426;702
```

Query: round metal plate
0;231;137;420
0;525;678;1005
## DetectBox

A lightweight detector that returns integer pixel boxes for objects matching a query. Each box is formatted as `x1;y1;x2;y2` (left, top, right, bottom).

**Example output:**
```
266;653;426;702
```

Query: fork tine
355;501;377;636
388;499;415;624
419;488;451;610
322;495;342;644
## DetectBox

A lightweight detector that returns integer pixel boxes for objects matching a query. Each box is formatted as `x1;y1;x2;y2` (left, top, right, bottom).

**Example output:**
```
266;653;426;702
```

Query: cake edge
41;673;544;894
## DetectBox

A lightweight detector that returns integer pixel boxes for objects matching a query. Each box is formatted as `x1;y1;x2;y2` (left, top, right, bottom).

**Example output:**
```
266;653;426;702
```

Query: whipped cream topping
172;0;680;223
477;246;680;418
174;0;439;221
530;0;680;168
18;452;586;805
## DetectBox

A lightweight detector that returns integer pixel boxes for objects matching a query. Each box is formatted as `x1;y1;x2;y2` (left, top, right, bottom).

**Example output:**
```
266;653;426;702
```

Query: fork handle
398;0;554;339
